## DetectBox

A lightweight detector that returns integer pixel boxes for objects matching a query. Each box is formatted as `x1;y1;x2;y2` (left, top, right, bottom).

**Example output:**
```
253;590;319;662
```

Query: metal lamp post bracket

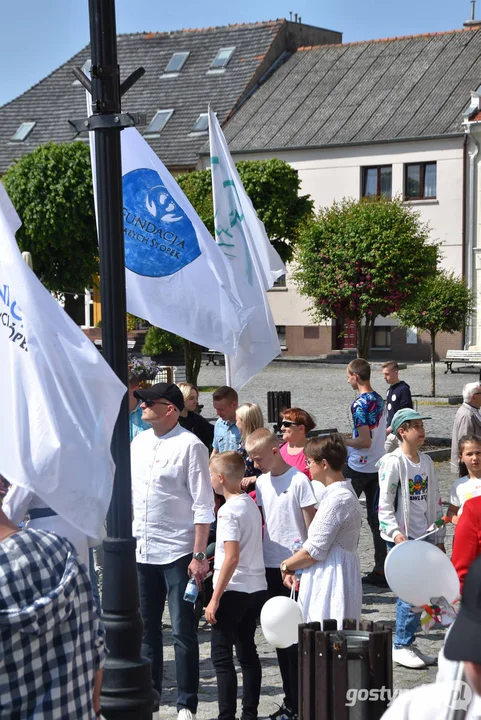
68;112;147;135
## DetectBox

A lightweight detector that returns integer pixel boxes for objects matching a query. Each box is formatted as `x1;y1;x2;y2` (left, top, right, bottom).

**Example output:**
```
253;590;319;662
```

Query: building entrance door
335;317;357;349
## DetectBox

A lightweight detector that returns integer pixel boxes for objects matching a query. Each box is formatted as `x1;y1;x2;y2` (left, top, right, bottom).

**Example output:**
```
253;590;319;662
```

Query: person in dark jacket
382;361;413;453
178;382;214;452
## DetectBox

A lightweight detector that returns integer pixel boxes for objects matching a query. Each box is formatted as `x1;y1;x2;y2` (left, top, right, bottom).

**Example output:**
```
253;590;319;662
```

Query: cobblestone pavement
196;360;471;438
156;361;464;719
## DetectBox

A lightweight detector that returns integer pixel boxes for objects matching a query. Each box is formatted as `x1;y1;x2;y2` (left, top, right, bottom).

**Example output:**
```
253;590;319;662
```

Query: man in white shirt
131;382;215;720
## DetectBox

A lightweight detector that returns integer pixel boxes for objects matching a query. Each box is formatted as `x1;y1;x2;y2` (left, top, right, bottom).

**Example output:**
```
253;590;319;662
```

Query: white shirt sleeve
449;478;461;507
2;484;34;526
218;507;241;542
296;474;316;508
187;441;215;525
303;497;344;562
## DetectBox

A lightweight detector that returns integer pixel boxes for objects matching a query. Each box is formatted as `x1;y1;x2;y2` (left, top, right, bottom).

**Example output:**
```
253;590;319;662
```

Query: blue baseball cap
391;408;431;436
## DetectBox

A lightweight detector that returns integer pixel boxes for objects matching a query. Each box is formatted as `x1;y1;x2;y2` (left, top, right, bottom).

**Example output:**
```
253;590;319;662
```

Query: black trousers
348;467;387;573
265;567;299;714
211;589;266;720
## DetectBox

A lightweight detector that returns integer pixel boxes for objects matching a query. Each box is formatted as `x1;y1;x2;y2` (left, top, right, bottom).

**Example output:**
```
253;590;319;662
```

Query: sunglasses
142;399;172;408
281;420;302;428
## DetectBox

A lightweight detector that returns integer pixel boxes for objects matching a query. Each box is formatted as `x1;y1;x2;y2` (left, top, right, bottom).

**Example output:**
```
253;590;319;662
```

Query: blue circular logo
123;168;201;277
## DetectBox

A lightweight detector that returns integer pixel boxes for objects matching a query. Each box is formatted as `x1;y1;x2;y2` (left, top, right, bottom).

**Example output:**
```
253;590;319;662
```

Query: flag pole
85;1;152;717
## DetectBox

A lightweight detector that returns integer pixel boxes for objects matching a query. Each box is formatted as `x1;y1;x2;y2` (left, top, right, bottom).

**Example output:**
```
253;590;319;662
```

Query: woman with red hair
279;408;316;477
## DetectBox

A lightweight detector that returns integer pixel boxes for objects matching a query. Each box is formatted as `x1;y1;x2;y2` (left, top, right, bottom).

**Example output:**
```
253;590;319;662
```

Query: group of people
4;359;481;719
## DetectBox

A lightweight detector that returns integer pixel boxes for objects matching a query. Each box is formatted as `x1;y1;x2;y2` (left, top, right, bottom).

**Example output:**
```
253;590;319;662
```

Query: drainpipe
466;125;479;349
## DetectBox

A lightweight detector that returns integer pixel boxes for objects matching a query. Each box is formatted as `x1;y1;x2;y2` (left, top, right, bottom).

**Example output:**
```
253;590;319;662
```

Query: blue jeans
137;554;199;713
386;541;421;648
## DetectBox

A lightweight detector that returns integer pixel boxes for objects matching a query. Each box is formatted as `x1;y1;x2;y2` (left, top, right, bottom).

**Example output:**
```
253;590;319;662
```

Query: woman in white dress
280;433;362;626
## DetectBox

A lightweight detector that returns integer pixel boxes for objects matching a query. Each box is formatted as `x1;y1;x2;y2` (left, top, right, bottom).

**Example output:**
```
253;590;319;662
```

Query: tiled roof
220;27;481;153
0;20;341;173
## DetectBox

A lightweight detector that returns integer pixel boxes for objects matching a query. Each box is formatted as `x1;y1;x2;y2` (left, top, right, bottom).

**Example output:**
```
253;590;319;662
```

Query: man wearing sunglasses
131;382;215;720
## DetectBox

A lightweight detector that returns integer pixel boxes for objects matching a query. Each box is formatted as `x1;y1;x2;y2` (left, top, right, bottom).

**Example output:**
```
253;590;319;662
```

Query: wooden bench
444;349;481;380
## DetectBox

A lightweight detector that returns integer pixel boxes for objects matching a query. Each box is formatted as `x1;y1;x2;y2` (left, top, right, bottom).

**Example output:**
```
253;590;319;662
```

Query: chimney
464;0;481;28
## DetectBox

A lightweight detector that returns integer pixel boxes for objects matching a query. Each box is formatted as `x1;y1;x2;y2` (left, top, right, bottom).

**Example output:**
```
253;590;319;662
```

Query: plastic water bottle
292;538;303;580
184;577;199;603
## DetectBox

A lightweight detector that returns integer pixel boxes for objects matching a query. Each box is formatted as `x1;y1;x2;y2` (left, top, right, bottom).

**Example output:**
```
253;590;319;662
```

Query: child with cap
378;409;446;670
206;451;267;720
381;553;481;719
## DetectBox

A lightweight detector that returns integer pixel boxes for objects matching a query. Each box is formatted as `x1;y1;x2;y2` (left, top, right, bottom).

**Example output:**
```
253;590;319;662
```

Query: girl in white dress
280;434;362;626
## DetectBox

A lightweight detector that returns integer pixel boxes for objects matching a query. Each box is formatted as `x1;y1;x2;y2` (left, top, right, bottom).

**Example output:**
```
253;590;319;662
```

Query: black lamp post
71;1;153;717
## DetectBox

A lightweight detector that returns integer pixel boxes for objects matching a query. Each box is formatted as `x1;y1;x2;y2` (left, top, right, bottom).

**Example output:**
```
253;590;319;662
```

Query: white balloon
260;596;304;648
311;480;327;509
384;540;460;606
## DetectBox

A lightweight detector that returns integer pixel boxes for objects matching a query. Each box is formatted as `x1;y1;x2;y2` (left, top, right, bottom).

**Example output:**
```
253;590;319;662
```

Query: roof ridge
120;19;284;40
297;25;477;52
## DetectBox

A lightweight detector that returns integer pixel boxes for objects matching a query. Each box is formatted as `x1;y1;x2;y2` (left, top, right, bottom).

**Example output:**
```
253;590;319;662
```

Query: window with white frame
191;113;209;133
144;109;174;137
210;47;235;70
164;51;190;74
11;122;36;142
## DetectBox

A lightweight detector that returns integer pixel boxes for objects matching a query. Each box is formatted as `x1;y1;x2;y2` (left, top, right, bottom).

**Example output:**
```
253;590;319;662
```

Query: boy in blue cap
378;409;446;669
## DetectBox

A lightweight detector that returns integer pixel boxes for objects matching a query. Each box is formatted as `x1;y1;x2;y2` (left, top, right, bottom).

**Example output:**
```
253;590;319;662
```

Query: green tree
396;271;475;397
142;326;184;356
293;197;439;358
3;142;98;294
177;158;313;263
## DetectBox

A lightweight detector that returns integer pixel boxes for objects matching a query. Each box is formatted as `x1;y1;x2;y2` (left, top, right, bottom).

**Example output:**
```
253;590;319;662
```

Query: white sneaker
392;646;427;668
177;710;196;720
411;644;437;666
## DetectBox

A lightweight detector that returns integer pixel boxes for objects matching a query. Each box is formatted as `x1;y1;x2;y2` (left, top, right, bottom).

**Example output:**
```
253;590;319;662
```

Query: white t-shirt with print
449;475;481;514
213;493;267;594
406;455;429;539
256;466;316;568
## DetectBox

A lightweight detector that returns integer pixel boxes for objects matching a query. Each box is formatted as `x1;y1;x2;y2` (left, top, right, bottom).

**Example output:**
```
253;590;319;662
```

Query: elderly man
131;382;214;720
450;382;481;473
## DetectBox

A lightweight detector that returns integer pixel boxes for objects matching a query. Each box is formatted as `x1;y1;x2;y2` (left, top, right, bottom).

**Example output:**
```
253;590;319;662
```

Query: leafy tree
3;142;98;294
177;158;313;263
396;271;475;397
142;326;184;356
293;197;439;358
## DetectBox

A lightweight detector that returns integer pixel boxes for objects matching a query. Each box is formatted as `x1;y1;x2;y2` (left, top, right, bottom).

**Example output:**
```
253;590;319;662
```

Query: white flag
208;107;286;390
0;183;125;541
89;120;245;354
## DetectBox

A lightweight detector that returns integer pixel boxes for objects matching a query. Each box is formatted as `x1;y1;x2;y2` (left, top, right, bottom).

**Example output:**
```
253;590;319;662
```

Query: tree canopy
396;271;474;396
293;196;439;357
177;158;313;263
3;141;98;294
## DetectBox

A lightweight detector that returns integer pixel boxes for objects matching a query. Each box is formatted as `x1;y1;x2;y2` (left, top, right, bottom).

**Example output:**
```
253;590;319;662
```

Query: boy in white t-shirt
245;429;316;720
206;451;267;720
378;409;445;671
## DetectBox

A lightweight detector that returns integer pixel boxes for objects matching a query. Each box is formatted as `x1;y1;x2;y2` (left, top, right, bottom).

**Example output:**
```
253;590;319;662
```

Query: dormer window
164;51;190;74
144;109;174;138
11;122;36;142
